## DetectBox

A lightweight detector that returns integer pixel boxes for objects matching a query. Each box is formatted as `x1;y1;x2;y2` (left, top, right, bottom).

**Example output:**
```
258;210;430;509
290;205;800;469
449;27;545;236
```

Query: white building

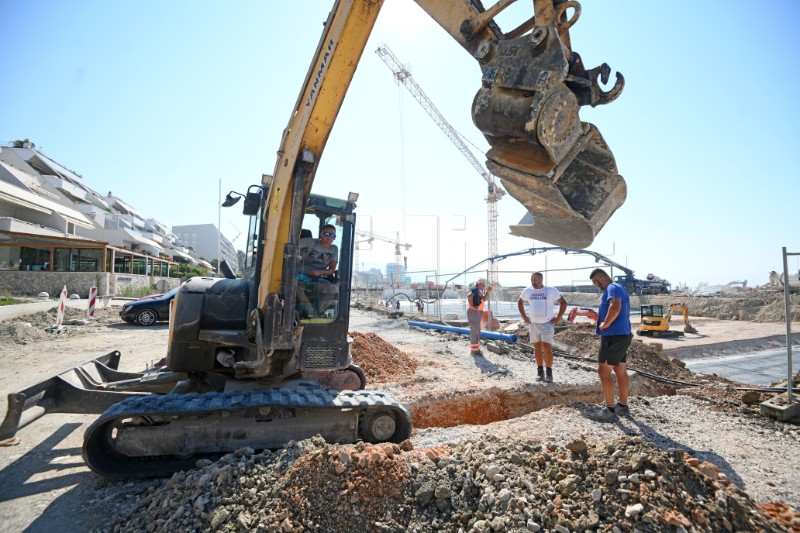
173;224;239;272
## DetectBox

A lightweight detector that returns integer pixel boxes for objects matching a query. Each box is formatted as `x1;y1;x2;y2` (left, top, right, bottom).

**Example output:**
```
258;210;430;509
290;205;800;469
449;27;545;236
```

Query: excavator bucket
0;352;176;441
501;124;626;249
466;22;627;249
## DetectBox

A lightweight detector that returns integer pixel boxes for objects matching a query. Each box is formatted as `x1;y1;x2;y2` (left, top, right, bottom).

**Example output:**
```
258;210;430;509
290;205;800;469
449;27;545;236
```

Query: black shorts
598;334;633;366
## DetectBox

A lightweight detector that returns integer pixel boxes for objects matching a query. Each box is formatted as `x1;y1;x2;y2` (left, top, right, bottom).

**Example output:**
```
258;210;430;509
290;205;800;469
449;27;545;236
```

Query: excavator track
83;387;412;479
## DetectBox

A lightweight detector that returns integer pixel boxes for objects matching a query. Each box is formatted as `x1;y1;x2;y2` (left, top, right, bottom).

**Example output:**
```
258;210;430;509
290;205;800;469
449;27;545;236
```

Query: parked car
119;288;178;326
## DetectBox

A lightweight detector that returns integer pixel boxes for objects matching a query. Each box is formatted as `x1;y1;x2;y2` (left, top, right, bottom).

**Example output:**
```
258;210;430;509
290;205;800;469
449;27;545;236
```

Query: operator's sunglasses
322;231;336;238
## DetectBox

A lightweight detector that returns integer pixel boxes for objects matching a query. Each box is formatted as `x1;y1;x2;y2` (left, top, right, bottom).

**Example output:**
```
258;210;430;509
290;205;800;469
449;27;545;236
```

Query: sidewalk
0;297;121;322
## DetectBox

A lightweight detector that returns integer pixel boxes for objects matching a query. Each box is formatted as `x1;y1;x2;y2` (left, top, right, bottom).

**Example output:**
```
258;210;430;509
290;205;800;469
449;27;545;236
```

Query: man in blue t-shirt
590;268;633;421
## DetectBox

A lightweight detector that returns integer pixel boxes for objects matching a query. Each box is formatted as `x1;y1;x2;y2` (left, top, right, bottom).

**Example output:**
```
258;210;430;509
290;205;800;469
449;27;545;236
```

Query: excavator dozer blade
499;124;626;249
0;351;176;441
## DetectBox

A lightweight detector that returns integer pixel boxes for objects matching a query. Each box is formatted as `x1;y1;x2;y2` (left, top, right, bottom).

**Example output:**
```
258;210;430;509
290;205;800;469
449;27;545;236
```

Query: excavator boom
260;0;626;318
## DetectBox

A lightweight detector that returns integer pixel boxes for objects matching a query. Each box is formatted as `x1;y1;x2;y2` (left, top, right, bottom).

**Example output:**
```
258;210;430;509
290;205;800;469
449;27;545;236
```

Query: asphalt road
684;344;800;386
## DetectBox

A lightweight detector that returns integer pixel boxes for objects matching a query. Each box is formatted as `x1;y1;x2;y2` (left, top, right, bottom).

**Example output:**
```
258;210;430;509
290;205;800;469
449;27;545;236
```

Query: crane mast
354;229;412;289
376;43;504;287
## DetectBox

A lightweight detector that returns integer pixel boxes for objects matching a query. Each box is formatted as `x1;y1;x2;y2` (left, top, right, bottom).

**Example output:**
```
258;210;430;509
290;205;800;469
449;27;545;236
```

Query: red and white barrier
87;286;97;319
56;285;68;326
47;285;69;333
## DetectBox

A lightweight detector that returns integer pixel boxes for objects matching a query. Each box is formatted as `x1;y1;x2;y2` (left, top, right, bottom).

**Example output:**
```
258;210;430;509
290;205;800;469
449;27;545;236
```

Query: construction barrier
46;286;69;333
56;285;68;327
481;310;500;331
87;286;97;319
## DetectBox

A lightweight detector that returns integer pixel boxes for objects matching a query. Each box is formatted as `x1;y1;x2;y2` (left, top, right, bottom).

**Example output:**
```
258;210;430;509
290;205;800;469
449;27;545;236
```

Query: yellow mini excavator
1;0;627;478
637;303;698;338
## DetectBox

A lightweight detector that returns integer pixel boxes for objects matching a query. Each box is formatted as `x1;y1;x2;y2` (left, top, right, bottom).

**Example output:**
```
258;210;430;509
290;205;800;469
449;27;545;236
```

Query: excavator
637;303;698;338
0;0;625;478
567;306;598;324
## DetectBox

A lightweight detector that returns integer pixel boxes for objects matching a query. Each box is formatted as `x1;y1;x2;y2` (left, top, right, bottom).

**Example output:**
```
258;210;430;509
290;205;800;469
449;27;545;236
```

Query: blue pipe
408;321;518;343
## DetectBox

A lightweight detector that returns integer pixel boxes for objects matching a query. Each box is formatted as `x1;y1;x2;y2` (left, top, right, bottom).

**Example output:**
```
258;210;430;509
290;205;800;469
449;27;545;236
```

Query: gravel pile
106;433;788;532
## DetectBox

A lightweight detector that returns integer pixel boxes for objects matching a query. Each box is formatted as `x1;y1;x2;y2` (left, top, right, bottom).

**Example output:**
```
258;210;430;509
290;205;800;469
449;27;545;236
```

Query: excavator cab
296;199;352;322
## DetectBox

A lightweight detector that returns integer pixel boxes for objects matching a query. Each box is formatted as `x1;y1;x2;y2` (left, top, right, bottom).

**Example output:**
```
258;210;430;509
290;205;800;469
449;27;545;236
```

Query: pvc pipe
408;321;518;343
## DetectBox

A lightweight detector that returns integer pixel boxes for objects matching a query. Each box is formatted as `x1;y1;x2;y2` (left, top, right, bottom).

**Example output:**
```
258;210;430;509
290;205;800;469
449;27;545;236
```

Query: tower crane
354;229;412;289
376;43;505;287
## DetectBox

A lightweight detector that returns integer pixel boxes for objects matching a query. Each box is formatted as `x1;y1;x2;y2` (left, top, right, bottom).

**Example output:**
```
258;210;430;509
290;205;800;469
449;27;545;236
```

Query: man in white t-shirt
517;272;567;382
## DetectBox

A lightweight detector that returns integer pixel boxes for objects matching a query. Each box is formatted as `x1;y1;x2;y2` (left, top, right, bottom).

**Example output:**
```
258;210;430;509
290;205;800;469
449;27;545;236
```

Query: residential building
385;263;411;286
0;139;230;296
173;224;239;272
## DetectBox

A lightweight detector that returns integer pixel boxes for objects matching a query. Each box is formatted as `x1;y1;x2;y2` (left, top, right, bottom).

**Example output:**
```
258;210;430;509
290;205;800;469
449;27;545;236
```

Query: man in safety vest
466;279;491;356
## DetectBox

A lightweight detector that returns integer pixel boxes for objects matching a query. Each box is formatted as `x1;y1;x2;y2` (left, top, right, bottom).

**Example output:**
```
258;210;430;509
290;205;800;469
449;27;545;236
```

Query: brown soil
350;331;417;383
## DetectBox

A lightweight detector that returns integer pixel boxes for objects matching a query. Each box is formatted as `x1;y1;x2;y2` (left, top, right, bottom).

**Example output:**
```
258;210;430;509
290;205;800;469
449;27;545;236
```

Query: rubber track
83;388;412;479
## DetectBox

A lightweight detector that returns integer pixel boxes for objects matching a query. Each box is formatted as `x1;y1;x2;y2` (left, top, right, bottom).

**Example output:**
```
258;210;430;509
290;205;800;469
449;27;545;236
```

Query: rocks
107;434;784;533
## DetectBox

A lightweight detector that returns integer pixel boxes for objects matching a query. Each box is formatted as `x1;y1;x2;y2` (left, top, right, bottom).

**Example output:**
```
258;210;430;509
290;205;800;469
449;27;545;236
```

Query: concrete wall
0;271;180;298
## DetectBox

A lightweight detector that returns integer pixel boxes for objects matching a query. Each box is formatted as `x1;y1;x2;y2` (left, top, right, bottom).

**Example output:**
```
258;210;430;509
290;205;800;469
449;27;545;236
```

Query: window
115;253;132;273
19;246;51;271
53;248;102;272
0;246;22;270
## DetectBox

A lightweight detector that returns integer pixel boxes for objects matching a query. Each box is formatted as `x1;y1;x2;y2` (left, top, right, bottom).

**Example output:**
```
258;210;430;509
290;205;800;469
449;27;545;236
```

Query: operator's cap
476;278;486;285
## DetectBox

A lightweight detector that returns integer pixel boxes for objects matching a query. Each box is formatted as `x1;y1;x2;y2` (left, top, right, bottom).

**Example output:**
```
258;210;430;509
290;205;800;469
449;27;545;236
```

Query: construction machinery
567;306;598;324
1;0;625;478
499;245;670;296
769;270;800;295
637;303;698;337
353;229;411;289
376;43;506;287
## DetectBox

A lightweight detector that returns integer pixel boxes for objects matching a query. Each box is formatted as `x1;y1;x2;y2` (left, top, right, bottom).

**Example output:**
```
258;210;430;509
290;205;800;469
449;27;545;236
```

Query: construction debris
106;434;787;532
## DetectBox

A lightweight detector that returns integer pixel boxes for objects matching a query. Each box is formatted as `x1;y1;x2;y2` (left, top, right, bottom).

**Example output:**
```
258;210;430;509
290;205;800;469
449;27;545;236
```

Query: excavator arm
417;0;626;248
259;0;626;341
258;0;383;315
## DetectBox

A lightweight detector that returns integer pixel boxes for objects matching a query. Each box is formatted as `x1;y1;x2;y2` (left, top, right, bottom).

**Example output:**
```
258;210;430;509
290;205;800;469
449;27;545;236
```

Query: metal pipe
408;321;518;343
782;246;797;404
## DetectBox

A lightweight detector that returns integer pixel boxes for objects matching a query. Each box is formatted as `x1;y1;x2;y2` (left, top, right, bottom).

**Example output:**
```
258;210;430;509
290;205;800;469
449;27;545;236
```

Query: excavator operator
297;224;339;318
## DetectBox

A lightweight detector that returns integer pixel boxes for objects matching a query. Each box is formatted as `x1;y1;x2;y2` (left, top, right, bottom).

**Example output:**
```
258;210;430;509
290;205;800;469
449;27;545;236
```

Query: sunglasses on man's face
322;232;336;238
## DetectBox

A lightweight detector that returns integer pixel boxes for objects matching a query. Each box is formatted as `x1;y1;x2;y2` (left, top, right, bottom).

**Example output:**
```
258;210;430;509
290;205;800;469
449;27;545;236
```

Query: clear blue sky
2;1;799;289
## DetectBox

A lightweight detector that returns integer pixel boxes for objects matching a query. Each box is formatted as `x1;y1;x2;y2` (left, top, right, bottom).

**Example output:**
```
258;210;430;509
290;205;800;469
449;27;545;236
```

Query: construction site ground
0;302;798;532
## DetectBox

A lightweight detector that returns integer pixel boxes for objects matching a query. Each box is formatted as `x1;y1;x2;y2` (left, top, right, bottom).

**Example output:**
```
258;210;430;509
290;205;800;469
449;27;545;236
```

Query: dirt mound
107;434;785;532
555;324;695;383
350;331;417;384
0;306;122;344
676;294;800;322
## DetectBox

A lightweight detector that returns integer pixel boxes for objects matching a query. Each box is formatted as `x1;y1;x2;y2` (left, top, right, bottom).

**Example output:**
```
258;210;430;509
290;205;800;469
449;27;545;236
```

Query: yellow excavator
637;303;698;338
1;0;626;478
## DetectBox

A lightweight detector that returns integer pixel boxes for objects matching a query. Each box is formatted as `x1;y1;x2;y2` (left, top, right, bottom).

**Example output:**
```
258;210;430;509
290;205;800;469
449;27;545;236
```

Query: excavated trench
350;328;699;435
404;372;677;429
407;385;607;429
